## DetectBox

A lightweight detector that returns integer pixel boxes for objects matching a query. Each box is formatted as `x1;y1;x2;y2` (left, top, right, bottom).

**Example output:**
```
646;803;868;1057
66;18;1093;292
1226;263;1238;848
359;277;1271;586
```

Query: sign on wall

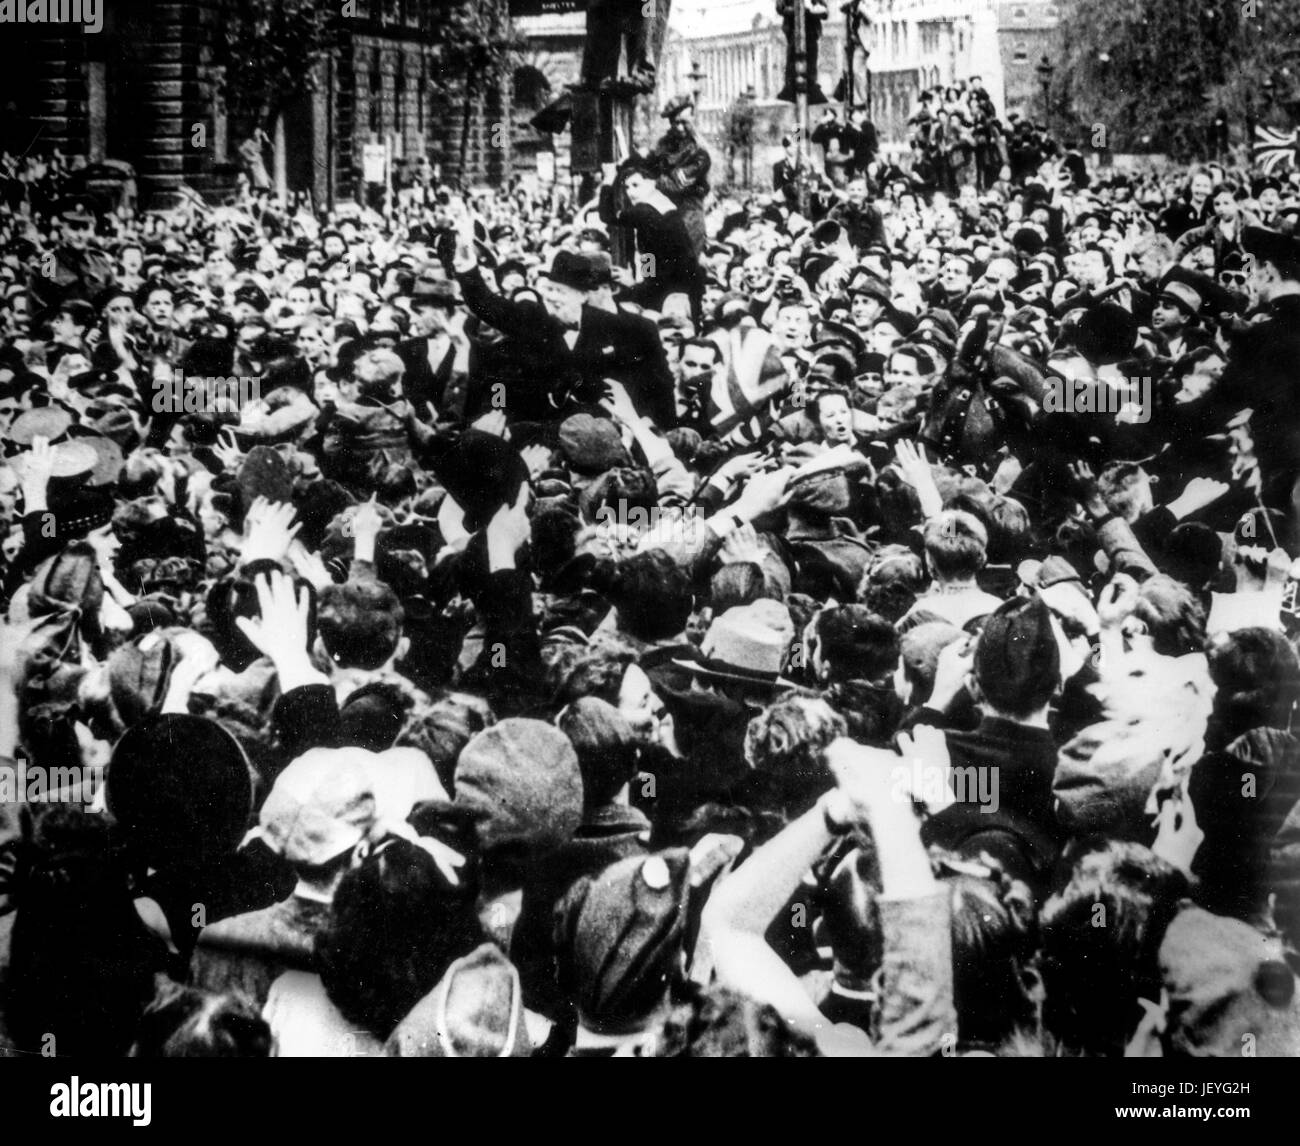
508;1;587;16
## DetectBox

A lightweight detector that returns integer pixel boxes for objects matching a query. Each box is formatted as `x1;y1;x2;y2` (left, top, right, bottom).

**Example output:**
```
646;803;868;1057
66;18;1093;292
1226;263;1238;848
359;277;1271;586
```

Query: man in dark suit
452;241;673;429
396;276;468;419
1212;226;1300;521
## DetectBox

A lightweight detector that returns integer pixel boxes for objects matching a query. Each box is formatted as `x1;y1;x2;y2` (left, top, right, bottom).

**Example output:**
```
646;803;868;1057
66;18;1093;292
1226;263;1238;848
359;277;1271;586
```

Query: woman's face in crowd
1258;186;1280;214
1190;174;1212;202
287;287;314;315
817;394;854;444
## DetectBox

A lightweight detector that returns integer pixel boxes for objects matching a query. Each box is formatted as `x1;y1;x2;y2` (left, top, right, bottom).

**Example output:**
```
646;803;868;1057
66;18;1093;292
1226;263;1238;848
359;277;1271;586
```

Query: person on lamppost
647;96;712;259
777;0;829;105
579;0;656;94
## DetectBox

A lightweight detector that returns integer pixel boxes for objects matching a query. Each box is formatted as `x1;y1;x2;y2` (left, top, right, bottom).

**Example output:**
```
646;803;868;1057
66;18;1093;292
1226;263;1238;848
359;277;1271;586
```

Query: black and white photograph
0;0;1297;1107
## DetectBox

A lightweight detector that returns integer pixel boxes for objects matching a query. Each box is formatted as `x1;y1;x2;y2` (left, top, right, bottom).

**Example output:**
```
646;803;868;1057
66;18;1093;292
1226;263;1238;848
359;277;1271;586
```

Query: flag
1253;125;1300;175
707;325;792;445
175;182;213;222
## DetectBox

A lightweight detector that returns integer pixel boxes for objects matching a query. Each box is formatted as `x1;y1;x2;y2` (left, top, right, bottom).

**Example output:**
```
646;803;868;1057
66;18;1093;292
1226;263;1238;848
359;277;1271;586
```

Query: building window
1013;6;1028;20
1013;42;1029;64
1045;4;1060;17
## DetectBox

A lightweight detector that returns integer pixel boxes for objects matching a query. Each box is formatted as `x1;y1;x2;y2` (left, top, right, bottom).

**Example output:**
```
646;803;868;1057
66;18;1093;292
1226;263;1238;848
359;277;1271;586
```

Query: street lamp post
743;83;756;186
688;59;705;105
792;0;811;216
1036;56;1054;134
687;59;706;138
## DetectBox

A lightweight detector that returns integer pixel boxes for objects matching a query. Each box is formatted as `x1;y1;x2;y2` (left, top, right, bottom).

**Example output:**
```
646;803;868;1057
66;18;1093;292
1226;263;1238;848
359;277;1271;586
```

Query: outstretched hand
234;571;326;690
240;497;300;566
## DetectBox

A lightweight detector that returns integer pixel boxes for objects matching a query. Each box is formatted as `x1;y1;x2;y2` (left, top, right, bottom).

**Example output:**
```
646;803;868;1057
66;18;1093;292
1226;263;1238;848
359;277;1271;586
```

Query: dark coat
1214;293;1300;509
1160;196;1213;240
920;715;1063;895
456;267;672;425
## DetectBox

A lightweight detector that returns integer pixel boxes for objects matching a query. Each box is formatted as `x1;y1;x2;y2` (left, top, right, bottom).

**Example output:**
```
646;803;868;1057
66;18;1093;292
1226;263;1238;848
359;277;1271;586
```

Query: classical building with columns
660;3;853;188
0;0;513;206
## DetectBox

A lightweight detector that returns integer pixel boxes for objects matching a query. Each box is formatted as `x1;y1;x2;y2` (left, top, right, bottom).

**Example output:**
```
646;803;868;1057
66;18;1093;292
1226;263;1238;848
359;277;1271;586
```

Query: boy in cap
189;747;384;1008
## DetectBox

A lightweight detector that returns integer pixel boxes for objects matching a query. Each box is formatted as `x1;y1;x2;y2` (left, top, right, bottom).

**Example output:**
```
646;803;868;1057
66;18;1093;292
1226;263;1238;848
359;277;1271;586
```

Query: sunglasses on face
1220;271;1247;286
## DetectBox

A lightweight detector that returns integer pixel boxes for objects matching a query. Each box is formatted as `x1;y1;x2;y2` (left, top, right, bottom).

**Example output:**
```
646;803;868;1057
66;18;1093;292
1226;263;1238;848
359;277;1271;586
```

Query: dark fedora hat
541;249;602;294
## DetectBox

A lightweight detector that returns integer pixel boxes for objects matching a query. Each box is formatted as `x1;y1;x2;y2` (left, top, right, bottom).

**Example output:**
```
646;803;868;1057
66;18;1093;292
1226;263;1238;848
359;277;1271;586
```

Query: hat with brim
542;249;600;294
1158;267;1232;317
6;405;72;446
65;427;125;487
13;439;97;482
661;95;694;120
671;599;794;687
812;320;867;363
108;714;255;869
1016;554;1081;590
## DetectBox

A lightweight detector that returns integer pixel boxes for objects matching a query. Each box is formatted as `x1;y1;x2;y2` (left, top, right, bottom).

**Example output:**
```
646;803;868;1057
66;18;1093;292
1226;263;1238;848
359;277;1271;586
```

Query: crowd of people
2;101;1300;1059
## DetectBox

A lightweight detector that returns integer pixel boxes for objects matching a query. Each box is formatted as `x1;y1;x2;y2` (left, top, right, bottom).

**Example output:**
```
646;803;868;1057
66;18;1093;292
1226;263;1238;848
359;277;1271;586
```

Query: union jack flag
1252;125;1300;174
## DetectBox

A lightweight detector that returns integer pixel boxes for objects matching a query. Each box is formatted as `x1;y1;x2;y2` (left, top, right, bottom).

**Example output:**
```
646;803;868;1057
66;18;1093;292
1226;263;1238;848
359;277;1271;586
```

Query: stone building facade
859;0;1007;144
0;0;513;206
995;0;1062;121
